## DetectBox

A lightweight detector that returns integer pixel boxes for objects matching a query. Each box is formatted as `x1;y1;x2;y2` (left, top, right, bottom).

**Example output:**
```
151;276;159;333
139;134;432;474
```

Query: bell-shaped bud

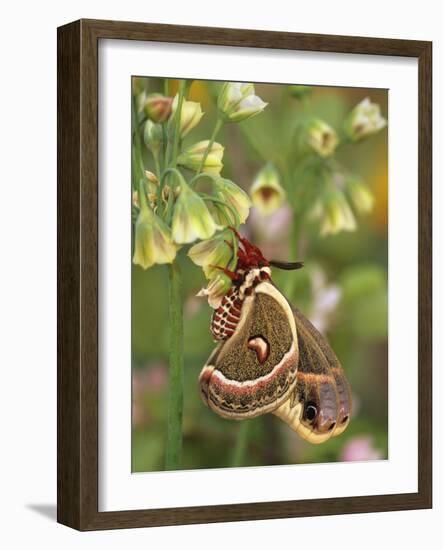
213;178;251;224
320;189;356;236
217;82;267;123
171;178;218;244
177;141;224;175
346;176;374;213
304;118;339;157
143;93;173;123
250;163;286;215
188;229;236;279
344;98;387;142
143;120;164;154
133;198;177;269
196;273;233;309
171;95;204;137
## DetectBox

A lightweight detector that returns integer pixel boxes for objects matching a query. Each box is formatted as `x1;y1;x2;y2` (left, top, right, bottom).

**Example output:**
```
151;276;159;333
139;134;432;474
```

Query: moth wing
199;281;299;419
273;307;352;443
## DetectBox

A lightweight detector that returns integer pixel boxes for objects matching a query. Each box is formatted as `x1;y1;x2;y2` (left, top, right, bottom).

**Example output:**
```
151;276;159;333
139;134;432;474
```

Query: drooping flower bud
304;118;339;157
344;98;387;142
250;163;286;215
188;229;236;279
345;176;374;214
217;82;267;123
143;120;164;154
196;273;233;309
143;93;173;123
177;141;224;175
133;201;177;269
171;178;218;244
171;95;204;137
320;189;356;236
213;178;251;224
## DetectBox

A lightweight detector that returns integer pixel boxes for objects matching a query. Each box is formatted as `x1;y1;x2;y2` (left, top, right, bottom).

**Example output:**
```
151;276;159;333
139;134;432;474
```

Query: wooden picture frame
57;18;432;530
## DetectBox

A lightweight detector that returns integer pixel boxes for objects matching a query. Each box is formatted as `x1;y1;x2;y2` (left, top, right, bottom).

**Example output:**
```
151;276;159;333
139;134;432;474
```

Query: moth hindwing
199;281;299;419
272;307;352;444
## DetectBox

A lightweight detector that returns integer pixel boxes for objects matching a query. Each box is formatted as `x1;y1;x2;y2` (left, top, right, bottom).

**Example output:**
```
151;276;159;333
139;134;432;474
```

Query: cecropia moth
198;230;351;444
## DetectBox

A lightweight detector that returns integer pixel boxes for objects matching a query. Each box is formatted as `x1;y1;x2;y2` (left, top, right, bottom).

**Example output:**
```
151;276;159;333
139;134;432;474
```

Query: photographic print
131;77;388;473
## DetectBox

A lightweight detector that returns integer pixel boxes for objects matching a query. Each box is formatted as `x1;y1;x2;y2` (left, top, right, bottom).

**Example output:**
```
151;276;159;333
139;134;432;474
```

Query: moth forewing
198;281;300;420
272;307;352;444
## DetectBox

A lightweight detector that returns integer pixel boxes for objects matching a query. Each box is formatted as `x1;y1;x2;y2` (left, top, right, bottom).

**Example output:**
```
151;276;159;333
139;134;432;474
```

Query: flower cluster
132;81;265;300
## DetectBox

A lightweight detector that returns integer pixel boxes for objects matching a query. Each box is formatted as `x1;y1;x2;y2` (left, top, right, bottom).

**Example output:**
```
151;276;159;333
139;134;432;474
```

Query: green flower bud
171;95;204;137
188;229;236;279
217;82;267;123
321;189;356;236
133;202;177;269
288;85;312;100
143;120;163;154
344;97;387;142
171;178;218;244
143;93;173;122
250;163;286;215
346;176;374;213
213;178;251;224
304;118;339;157
177;141;224;175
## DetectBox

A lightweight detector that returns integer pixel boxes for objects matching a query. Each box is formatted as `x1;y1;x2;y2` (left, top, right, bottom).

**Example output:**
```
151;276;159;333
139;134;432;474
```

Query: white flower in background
305;118;339;157
344;97;387;142
177;141;224;175
171;179;217;244
172;95;204;137
320;189;356;236
346;176;374;214
250;163;286;215
143;120;164;154
217;82;267;123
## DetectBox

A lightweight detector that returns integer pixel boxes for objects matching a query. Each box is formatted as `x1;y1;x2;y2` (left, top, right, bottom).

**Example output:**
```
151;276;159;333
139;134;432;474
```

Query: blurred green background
132;78;388;471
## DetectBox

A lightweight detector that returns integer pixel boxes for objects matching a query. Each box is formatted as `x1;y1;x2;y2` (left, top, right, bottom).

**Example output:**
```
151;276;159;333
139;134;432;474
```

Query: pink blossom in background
341;435;383;462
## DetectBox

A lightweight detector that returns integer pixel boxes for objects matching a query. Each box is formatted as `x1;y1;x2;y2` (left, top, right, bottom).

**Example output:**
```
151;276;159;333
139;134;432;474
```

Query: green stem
170;80;187;168
165;261;184;470
197;117;223;175
231;421;251;467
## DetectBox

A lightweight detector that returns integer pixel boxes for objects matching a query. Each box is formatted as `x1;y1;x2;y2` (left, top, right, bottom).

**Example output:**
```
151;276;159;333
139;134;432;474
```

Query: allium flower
188;229;236;279
196;273;232;309
177;141;224;175
320;189;356;236
172;95;204;137
217;82;267;123
133;202;177;269
250;163;286;215
143;93;173;123
341;436;384;462
305;118;339;157
213;178;251;224
346;176;374;214
171;179;217;244
344;98;387;142
143;120;163;154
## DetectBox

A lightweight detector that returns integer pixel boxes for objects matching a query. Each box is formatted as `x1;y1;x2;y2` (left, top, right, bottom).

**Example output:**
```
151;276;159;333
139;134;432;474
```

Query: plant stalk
231;421;251;467
165;260;184;470
197;117;223;175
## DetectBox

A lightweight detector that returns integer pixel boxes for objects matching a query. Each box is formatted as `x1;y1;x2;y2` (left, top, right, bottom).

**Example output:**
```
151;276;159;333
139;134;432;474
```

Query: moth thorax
239;266;271;299
210;286;244;341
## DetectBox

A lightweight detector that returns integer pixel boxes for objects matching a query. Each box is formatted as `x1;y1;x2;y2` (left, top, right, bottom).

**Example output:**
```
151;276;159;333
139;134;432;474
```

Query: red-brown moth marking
198;229;352;444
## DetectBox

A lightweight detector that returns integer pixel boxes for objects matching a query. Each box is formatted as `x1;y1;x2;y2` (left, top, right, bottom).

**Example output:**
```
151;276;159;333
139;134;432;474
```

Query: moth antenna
269;260;304;271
